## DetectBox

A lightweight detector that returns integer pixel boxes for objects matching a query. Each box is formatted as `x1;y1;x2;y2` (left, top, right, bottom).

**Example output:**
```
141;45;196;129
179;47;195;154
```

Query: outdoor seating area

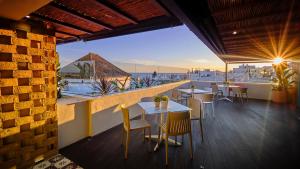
60;98;300;169
1;0;300;169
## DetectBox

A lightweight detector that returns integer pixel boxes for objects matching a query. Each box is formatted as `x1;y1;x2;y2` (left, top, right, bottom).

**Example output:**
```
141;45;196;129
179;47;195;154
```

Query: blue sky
57;25;225;71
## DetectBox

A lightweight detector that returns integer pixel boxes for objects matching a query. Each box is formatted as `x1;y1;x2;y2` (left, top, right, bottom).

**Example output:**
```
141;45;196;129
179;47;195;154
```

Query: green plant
92;77;115;95
161;96;169;101
131;77;142;89
272;63;296;91
142;77;156;87
154;96;161;102
112;76;130;92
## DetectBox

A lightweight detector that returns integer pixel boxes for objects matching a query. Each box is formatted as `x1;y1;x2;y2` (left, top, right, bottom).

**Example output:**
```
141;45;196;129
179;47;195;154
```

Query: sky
56;25;242;72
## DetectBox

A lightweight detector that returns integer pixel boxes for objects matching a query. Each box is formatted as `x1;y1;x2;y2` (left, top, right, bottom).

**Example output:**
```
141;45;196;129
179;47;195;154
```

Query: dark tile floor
60;100;300;169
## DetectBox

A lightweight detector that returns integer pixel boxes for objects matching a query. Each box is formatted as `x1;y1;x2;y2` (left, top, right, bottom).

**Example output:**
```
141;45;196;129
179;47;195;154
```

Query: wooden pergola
160;0;300;64
2;0;299;64
24;0;182;44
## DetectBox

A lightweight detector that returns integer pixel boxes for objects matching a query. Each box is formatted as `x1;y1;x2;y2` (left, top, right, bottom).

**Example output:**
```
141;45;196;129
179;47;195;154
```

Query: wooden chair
211;83;223;98
159;111;193;165
171;89;188;105
120;105;152;159
240;88;248;102
230;87;243;103
194;93;215;118
188;97;204;141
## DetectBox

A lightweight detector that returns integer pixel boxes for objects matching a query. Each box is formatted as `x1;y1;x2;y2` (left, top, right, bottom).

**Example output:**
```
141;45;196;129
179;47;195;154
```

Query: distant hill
112;61;189;73
61;53;130;78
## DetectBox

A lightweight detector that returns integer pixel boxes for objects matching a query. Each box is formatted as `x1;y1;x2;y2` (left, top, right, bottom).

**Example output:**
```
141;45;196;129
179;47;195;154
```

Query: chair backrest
120;104;130;130
194;93;214;102
231;87;241;93
141;97;153;102
211;84;219;93
166;112;192;136
188;97;202;119
171;90;181;100
240;88;248;93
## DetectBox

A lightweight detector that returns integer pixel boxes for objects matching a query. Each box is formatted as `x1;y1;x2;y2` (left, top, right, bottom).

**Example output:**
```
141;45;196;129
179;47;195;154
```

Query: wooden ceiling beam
50;2;113;30
95;0;138;24
55;30;79;38
83;16;181;41
31;13;94;34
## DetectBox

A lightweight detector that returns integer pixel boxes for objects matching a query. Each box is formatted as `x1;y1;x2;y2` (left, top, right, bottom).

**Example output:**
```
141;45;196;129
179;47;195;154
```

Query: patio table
217;84;240;102
177;88;211;95
138;101;191;151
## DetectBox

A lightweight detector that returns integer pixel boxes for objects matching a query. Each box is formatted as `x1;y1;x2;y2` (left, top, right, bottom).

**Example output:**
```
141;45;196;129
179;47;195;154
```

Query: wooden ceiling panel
35;5;104;32
207;0;300;62
109;0;166;21
57;0;130;27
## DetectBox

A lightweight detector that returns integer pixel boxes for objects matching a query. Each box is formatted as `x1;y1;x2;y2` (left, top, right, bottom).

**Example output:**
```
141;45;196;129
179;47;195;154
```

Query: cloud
126;59;157;65
195;59;209;63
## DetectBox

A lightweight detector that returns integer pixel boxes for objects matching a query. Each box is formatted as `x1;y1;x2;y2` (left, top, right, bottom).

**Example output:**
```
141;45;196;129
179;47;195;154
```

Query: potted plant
191;84;195;91
271;62;297;103
161;95;169;108
154;96;161;108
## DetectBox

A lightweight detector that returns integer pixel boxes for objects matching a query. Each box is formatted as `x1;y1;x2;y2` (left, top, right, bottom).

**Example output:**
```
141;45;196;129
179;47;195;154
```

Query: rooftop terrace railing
57;80;190;148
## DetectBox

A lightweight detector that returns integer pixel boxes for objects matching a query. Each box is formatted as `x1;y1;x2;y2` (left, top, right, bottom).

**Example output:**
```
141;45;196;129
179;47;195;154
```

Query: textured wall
0;28;57;168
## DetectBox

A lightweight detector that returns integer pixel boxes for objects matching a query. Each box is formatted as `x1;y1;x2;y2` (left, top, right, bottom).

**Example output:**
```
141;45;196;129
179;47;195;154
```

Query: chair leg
143;129;145;143
125;131;130;159
188;133;193;159
165;134;169;165
148;128;152;152
199;119;204;142
121;128;125;146
202;103;205;119
211;102;215;118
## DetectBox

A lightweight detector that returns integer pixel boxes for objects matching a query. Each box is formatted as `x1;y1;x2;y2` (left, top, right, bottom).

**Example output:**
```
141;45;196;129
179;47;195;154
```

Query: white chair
194;93;215;118
188;97;204;141
211;84;223;99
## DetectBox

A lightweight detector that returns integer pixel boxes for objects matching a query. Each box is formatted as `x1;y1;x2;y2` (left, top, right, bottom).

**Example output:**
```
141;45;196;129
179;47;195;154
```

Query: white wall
57;80;190;148
191;81;273;100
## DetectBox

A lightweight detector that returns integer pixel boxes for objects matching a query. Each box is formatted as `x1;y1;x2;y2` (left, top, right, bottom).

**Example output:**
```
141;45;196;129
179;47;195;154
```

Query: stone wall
0;27;57;168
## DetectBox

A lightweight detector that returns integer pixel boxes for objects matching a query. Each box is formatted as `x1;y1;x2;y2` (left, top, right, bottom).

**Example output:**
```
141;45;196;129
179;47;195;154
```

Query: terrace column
0;19;58;168
225;63;228;82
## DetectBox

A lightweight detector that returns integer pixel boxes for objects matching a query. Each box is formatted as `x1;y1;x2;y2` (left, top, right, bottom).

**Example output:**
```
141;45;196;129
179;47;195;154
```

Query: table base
145;135;182;151
217;96;233;102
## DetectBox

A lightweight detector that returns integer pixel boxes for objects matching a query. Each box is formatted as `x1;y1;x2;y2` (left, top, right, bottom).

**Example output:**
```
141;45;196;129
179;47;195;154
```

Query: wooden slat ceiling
207;0;300;63
160;0;300;63
27;0;181;44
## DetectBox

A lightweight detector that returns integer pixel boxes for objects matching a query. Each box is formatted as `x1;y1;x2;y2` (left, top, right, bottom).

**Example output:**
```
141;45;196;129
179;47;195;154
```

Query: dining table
217;84;240;102
177;88;211;95
138;100;191;151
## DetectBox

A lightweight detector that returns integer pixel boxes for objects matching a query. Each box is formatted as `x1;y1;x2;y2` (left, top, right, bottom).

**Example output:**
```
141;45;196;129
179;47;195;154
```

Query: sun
273;57;283;65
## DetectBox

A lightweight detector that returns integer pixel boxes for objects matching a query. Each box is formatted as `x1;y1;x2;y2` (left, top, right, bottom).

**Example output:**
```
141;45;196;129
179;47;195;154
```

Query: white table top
138;101;191;115
218;84;240;88
177;88;210;94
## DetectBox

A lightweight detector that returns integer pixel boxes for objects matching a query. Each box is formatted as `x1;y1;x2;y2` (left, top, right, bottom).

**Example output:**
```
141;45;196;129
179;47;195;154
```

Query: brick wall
0;28;57;168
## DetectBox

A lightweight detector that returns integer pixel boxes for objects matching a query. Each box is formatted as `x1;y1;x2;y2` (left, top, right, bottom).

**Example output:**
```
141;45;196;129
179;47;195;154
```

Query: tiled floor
32;154;83;169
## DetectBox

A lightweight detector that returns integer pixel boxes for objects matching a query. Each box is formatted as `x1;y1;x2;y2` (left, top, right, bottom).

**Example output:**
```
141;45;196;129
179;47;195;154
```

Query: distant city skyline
57;25;271;72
